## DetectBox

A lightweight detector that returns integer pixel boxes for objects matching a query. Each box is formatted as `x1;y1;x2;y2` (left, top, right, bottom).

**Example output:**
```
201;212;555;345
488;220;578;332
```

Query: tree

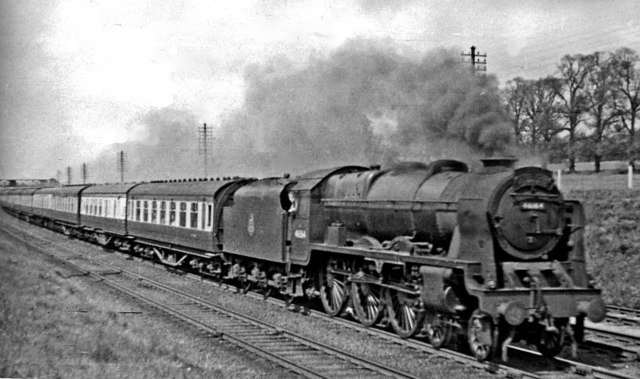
521;77;563;149
555;54;590;172
610;47;640;168
583;52;619;173
503;77;528;145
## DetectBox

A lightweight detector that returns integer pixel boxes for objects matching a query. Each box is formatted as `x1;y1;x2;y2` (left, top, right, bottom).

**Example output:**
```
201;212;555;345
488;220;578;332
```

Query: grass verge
0;231;291;378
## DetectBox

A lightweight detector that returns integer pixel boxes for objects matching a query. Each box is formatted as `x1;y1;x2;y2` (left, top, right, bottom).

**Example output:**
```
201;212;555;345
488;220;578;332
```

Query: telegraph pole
117;151;126;183
198;123;212;177
82;163;88;184
67;166;72;185
461;46;487;74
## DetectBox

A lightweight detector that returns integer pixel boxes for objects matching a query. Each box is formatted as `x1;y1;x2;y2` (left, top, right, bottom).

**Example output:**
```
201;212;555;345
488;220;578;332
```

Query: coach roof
34;185;90;196
82;183;140;195
129;179;247;198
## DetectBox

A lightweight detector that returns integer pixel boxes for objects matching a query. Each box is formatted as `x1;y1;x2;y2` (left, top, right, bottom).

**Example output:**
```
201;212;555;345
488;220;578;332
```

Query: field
562;173;640;308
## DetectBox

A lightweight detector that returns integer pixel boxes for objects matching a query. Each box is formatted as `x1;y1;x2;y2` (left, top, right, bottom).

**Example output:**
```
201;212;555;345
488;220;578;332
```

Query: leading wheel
537;327;564;358
384;288;423;338
319;259;349;316
351;280;384;327
468;312;494;361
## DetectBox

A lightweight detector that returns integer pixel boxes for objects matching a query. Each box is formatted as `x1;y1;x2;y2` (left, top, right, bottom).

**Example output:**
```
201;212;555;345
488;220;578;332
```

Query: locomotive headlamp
486;279;496;289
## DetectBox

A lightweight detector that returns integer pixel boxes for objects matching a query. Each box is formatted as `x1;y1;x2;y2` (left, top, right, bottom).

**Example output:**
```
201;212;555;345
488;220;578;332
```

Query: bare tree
503;77;528;145
583;52;619;173
555;54;590;172
610;47;640;168
521;77;563;149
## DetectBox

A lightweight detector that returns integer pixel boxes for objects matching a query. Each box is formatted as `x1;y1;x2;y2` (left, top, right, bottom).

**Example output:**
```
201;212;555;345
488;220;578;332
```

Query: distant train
0;157;606;361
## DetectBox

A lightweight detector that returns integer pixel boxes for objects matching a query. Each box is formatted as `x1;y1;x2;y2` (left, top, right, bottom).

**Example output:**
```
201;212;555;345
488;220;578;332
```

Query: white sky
1;0;638;179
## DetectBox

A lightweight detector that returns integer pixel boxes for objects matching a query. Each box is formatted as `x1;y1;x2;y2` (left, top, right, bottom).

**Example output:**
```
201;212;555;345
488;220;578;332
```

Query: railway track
0;222;418;379
605;306;640;327
1;213;638;379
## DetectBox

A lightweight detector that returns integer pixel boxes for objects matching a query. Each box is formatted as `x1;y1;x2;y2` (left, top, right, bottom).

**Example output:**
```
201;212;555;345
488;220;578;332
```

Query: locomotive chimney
480;157;517;173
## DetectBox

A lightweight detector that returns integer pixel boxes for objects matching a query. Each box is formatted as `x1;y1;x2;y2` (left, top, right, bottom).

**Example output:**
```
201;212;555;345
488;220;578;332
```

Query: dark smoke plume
211;39;513;176
88;38;513;182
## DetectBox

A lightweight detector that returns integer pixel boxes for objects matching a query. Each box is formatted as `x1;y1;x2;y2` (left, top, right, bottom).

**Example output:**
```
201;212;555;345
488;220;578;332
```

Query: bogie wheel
537;327;564;358
424;312;451;348
351;280;384;327
319;258;349;317
468;311;495;361
240;277;252;294
384;288;424;338
259;271;273;300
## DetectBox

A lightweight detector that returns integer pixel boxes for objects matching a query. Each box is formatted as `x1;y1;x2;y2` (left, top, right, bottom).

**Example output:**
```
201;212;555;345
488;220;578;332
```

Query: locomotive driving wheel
384;288;424;338
351;280;384;327
319;258;349;316
467;311;495;361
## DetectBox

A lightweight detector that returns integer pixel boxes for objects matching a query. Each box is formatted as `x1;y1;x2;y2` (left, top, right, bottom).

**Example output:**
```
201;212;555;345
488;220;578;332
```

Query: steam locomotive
0;157;606;361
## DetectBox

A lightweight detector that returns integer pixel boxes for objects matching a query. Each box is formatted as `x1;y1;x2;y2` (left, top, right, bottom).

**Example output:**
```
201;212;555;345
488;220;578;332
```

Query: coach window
179;202;187;227
151;201;157;223
135;200;141;221
190;202;198;229
160;201;166;224
142;200;148;222
98;199;102;216
169;201;177;226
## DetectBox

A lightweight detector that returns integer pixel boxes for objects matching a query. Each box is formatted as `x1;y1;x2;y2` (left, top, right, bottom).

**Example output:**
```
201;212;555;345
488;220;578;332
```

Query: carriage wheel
319;258;349;316
424;311;451;348
240;277;252;294
260;281;273;300
384;288;423;338
468;311;494;361
351;281;384;327
258;271;273;300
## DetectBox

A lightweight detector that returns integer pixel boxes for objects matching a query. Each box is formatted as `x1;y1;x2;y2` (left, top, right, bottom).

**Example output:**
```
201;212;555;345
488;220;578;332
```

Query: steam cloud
89;38;513;182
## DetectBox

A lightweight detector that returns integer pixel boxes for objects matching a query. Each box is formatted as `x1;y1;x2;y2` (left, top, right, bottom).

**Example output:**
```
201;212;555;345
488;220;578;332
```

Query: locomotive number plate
521;202;545;210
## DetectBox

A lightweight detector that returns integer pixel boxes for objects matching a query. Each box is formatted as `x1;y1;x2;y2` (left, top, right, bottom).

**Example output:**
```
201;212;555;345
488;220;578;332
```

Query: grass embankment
0;232;287;378
567;188;640;308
